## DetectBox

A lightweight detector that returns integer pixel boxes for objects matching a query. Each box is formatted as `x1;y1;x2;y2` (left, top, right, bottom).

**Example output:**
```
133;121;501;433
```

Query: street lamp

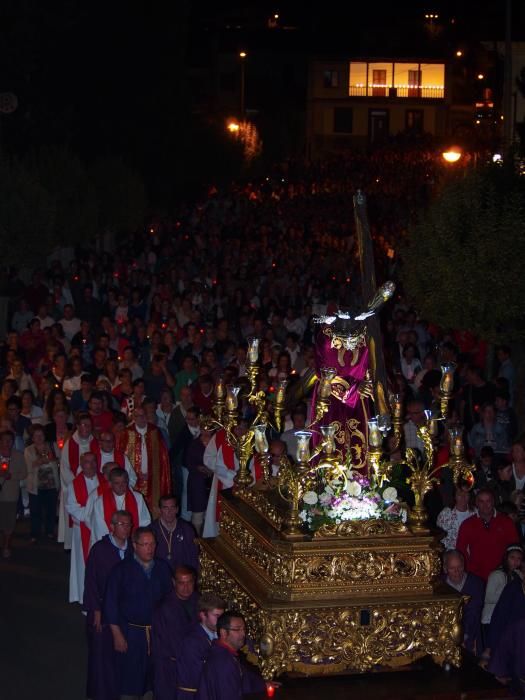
239;51;247;119
442;147;462;163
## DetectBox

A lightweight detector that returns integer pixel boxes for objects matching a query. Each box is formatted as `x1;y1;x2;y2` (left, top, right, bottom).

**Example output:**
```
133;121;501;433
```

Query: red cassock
116;423;171;512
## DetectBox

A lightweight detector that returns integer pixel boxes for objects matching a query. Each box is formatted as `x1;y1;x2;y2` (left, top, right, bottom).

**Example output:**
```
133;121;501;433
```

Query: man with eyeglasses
104;526;172;699
196;611;266;699
83;509;133;700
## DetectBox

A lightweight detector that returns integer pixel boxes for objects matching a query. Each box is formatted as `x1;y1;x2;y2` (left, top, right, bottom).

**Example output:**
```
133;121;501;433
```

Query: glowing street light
477;73;484;80
442;147;462;163
239;51;247;118
456;50;463;57
227;121;240;133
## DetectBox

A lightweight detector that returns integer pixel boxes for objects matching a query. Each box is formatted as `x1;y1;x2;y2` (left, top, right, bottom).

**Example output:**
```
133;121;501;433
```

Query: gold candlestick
439;363;455;419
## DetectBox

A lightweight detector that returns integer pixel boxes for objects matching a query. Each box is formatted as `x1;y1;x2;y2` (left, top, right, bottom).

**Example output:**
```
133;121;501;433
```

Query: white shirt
513;464;525;490
100;449;137;488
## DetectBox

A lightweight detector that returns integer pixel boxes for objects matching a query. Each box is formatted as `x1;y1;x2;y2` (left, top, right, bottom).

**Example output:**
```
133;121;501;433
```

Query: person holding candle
24;424;60;543
0;430;27;558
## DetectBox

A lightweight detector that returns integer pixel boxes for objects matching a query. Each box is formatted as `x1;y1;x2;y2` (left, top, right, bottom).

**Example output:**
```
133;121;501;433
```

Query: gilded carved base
200;545;463;679
199;494;463;679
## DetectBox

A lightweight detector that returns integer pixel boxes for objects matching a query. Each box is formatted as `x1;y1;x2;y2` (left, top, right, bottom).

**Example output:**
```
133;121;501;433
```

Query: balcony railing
348;85;444;99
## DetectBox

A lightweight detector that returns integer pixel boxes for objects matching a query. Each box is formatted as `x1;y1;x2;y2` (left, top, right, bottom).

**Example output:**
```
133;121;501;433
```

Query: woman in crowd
25;424;60;543
0;430;27;558
436;482;475;550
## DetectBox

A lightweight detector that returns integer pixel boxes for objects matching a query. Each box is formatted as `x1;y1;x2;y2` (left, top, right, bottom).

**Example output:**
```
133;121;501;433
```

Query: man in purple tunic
152;565;199;700
443;549;485;656
196;611;266;700
104;526;172;699
83;509;133;700
151;494;199;573
176;593;226;699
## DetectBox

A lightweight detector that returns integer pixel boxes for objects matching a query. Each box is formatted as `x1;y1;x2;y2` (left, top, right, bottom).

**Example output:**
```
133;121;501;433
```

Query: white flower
319;492;333;506
383;487;398;503
299;510;308;521
346;481;362;497
302;491;319;505
400;507;408;523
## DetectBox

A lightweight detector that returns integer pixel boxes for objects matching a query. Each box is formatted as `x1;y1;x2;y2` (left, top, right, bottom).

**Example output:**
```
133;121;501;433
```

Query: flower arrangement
299;471;406;531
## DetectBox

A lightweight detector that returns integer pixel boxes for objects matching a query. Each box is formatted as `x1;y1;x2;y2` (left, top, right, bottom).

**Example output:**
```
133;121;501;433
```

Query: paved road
0;522;86;700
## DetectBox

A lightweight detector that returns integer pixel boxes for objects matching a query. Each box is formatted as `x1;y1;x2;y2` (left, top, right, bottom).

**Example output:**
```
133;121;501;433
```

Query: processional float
200;193;472;679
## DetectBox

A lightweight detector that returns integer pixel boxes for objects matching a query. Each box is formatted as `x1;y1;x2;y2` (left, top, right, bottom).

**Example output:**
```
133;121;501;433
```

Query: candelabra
405;419;440;532
389;392;404;450
447;425;474;487
278;431;315;540
310;367;336;425
439;363;455;419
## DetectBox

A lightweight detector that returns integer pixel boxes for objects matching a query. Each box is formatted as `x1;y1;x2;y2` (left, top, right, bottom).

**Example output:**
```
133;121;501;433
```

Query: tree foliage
89;157;146;234
400;167;525;342
0;146;148;265
23;146;99;246
0;157;56;266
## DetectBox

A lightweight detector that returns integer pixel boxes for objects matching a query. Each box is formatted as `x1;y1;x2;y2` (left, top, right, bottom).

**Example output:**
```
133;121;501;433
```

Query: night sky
0;1;520;202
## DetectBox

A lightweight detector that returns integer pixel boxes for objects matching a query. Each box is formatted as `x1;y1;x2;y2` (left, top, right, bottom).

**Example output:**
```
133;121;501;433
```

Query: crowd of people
0;149;523;697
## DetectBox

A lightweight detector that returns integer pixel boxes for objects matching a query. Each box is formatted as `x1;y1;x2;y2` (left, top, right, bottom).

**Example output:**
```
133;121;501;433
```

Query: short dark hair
217;610;245;634
132;526;155;544
109;467;128;481
159;493;179;508
198;593;226;613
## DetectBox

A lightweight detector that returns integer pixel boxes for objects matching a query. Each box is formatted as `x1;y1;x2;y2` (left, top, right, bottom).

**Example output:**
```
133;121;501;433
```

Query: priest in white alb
98;431;137;488
66;452;103;604
90;465;150;545
59;413;100;550
202;426;244;538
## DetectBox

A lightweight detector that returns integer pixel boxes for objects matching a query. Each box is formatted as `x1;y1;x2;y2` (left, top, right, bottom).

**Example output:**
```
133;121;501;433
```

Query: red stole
253;454;264;482
101;488;140;530
72;474;103;562
68;436;101;476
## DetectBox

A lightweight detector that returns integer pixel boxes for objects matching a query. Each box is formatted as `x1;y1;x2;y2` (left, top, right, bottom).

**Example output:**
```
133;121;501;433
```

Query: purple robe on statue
176;623;214;699
83;535;132;700
310;327;371;470
151;517;200;573
104;556;172;696
152;590;199;700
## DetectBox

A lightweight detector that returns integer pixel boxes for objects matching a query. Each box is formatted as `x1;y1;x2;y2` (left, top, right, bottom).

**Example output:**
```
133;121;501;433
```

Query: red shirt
456;512;518;581
90;410;114;435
